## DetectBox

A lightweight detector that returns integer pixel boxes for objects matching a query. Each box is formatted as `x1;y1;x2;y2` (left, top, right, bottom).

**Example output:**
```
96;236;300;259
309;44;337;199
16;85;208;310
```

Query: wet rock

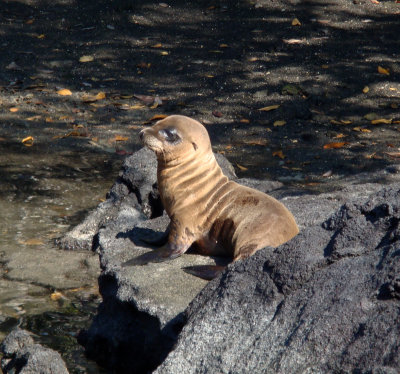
1;328;69;374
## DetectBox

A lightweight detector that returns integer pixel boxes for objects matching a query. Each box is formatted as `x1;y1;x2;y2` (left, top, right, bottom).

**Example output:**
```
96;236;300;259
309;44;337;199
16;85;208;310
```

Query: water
0;144;121;372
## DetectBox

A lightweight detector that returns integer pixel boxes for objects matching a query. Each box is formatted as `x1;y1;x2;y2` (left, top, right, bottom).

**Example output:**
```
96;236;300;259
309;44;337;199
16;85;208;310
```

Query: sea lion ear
192;142;198;151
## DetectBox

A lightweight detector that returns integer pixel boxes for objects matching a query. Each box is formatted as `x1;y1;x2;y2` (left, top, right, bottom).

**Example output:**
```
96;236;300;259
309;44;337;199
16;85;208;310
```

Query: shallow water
0;144;121;372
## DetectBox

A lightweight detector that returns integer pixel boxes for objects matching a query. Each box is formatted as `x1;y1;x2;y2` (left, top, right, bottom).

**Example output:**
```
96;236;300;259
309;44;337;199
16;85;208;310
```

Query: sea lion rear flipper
182;265;226;280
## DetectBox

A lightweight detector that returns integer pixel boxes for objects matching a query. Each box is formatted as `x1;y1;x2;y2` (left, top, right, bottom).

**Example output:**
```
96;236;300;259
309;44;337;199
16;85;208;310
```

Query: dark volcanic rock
1;328;69;374
155;188;400;374
76;148;400;373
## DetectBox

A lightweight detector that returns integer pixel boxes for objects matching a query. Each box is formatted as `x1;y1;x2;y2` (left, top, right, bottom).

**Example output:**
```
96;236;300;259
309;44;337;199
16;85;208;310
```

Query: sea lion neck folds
136;115;299;279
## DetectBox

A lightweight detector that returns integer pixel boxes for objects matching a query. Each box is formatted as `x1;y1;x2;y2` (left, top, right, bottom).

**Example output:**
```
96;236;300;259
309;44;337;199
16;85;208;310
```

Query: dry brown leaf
57;88;72;96
243;139;268;146
9;107;18;112
258;104;280;112
385;152;400;158
378;66;390;75
152;43;162;48
371;118;392;125
334;133;347;139
95;92;106;100
240;119;250;123
115;135;129;142
321;64;329;69
330;120;343;125
236;163;248;171
50;292;63;301
45;117;53;123
22;136;34;146
272;150;285;159
26;115;41;121
160;51;169;56
362;86;369;93
291;18;301;26
353;127;371;133
340;120;352;125
219;44;228;48
212;111;223;118
79;55;94;63
149;114;168;121
273;120;286;127
323;142;349;149
37;34;45;39
283;39;304;44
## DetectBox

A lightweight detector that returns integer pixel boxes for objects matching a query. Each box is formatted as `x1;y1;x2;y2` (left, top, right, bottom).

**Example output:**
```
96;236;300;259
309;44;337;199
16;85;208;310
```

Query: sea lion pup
125;115;299;279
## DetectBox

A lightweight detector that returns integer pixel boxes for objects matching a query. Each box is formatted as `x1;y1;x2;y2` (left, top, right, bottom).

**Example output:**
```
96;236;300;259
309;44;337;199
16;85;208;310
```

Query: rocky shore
60;149;400;373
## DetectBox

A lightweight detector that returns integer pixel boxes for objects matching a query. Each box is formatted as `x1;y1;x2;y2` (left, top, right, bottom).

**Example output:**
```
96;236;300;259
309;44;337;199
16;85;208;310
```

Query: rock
75;148;400;373
1;328;69;374
155;188;400;373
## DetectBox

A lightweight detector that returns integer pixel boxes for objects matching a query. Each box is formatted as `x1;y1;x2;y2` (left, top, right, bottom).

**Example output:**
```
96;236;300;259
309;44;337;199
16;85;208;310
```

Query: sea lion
126;115;299;279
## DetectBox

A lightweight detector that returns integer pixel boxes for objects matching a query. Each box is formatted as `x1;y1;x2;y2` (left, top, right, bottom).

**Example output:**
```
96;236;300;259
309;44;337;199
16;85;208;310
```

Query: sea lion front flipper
182;265;226;280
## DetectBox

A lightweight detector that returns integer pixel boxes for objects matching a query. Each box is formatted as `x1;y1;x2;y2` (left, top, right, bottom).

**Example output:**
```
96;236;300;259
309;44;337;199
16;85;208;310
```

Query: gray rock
76;147;400;373
1;328;69;374
155;188;400;374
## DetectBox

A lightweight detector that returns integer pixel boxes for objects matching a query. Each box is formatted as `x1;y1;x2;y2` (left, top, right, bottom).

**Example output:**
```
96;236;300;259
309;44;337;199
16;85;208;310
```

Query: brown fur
139;115;299;262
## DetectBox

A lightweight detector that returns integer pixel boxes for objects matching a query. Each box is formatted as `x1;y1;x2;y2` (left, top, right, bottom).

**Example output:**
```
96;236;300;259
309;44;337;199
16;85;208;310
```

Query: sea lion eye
159;128;181;143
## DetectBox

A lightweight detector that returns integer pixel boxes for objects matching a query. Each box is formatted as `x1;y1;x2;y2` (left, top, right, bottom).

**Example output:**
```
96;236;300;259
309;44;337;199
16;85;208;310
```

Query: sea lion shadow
116;227;167;249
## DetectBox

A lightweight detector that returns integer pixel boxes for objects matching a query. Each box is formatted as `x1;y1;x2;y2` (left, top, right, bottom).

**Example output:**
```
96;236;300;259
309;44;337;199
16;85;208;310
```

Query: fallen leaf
115;135;129;141
364;112;379;121
9;107;18;112
225;145;233;150
323;142;349;149
152;43;162;48
291;18;301;26
83;91;106;102
160;51;169;56
283;38;304;44
243;139;268;146
330;120;343;125
45;117;53;123
212;111;223;118
240;119;250;123
334;133;347;138
57;88;72;96
37;34;45;39
137;62;151;69
22;136;34;146
273;120;286;127
258;104;280;112
272;150;285;159
322;170;333;177
50;292;64;301
219;44;228;48
371;118;392;125
378;66;390;75
95;92;106;100
353;127;371;133
134;94;155;104
26;115;42;121
282;84;301;95
341;120;352;125
321;64;329;69
149;114;168;121
79;55;94;63
385;152;400;158
236;163;248;171
362;86;369;93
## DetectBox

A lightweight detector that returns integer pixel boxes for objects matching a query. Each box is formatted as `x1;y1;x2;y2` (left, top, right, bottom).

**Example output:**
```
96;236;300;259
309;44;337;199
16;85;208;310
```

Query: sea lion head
139;115;212;162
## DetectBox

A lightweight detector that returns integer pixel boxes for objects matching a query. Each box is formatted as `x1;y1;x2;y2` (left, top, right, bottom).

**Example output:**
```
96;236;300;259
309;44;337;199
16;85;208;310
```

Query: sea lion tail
182;265;226;280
